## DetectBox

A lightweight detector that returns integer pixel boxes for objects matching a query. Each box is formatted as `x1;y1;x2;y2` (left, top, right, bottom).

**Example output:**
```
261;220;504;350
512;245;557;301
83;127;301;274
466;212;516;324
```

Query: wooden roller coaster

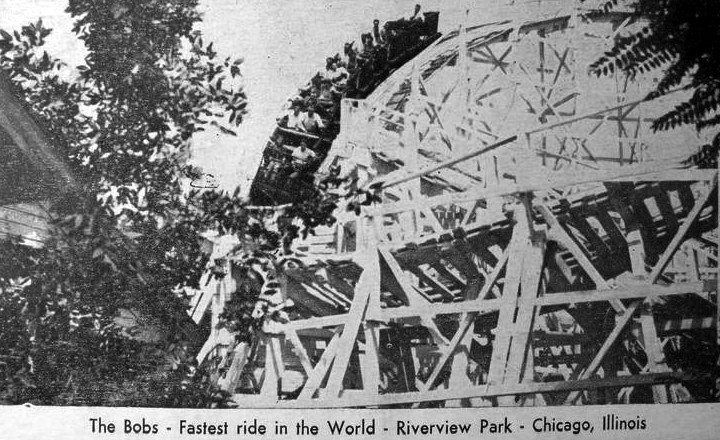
191;2;719;408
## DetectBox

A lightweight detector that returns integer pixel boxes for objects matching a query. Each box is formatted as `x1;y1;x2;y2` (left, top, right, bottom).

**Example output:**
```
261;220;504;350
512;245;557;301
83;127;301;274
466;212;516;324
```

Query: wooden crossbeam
372;166;715;219
237;371;695;408
538;281;709;307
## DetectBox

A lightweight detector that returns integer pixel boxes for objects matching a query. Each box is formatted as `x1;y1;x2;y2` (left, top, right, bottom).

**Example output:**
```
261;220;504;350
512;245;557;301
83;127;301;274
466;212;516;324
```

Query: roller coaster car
385;12;440;66
250;12;441;205
349;12;441;96
249;127;332;204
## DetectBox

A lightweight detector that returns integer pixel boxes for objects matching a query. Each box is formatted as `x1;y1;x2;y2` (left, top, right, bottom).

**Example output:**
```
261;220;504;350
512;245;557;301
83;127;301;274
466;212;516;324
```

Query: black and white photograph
0;0;719;438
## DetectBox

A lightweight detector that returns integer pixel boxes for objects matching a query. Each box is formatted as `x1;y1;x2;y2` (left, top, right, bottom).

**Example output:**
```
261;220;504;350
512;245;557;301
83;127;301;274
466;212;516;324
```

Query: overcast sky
0;0;512;194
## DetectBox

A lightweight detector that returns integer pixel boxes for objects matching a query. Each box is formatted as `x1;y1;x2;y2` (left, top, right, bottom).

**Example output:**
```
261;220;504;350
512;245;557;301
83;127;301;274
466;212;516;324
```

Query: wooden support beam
217;342;250;392
565;180;716;404
284;314;349;332
360;323;381;396
379;247;427;307
637;308;669;403
565;299;642;404
414;247;508;393
505;229;545;386
376;135;518;190
539;204;625;314
567;211;612;260
324;249;379;398
260;336;283;401
658;316;715;333
431;260;468;289
371;165;715;220
189;273;214;324
537;281;709;307
487;201;530;395
652;188;680;232
285;329;314;376
649;178;717;283
297;330;342;400
412;266;457;301
378;247;450;345
540;204;610;290
236;371;695;408
594;208;628;252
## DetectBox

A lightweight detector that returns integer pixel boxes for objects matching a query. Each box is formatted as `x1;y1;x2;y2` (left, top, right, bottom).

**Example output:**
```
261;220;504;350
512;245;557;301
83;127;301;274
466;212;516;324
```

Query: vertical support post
259;337;278;400
324;222;380;399
637;308;669;403
360;323;381;397
487;197;534;405
217;342;250;392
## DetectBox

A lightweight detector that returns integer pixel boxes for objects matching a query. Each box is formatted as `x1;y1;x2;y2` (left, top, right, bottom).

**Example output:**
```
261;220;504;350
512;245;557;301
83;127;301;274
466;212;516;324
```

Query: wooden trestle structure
191;3;719;407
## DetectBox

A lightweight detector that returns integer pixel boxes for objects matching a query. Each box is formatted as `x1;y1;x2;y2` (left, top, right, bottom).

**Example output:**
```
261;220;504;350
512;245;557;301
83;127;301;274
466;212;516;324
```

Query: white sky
0;0;484;195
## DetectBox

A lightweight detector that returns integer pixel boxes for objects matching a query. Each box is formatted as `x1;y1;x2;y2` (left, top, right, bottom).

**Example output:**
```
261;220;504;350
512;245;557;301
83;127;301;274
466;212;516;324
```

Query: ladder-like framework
193;3;719;407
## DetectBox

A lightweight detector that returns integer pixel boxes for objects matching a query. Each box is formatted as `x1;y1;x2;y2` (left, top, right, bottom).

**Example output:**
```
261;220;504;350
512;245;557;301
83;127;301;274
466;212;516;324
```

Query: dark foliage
0;1;334;407
588;0;720;131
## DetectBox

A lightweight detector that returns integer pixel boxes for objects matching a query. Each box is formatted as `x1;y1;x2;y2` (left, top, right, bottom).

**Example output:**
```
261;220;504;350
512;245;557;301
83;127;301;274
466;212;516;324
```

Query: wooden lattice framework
192;4;719;408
